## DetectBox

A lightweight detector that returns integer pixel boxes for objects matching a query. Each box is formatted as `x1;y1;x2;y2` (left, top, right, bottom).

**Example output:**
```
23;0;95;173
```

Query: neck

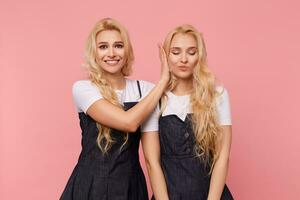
104;72;126;90
172;77;193;96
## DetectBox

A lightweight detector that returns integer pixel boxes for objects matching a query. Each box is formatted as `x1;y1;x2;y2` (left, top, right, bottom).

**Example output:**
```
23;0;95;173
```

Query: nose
180;53;188;64
108;46;115;57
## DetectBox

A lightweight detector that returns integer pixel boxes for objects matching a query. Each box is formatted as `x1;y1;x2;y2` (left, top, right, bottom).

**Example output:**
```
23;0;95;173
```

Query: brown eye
115;44;124;49
99;45;108;49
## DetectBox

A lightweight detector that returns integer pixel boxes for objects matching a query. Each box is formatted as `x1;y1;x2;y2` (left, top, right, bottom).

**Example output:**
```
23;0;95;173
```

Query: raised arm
86;45;169;132
141;131;169;200
87;80;167;132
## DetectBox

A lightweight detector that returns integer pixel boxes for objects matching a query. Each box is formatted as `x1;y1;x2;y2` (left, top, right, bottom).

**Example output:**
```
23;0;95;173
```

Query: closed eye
187;47;197;55
188;51;196;55
171;51;180;55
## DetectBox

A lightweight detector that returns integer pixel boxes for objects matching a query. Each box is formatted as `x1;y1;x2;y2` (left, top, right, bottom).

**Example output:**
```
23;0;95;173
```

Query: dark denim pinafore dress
60;81;148;200
156;114;233;200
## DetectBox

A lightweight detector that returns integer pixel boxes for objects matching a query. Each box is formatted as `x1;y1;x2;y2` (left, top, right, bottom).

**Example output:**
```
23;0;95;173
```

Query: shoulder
216;85;228;94
72;80;95;90
215;86;229;101
72;80;101;99
126;79;155;96
138;80;155;92
215;86;230;111
215;86;232;125
72;80;102;113
72;80;99;94
138;80;155;87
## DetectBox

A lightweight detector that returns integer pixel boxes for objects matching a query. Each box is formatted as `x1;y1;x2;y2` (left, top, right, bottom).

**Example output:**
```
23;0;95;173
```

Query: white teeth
105;60;119;65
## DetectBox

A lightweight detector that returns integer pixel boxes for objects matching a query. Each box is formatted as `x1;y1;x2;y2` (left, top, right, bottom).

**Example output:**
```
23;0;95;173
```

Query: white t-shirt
161;86;232;125
72;79;158;132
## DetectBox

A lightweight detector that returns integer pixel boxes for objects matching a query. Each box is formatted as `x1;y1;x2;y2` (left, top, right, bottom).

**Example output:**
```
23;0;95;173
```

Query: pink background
1;0;299;199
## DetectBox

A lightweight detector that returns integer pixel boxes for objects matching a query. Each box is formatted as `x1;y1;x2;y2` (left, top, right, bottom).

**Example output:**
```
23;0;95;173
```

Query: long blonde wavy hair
84;18;134;153
162;24;223;172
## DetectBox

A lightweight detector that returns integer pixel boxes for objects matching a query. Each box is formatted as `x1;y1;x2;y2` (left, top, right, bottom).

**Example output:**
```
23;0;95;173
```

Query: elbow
216;154;230;168
124;121;139;133
222;153;230;164
145;159;151;171
145;158;160;173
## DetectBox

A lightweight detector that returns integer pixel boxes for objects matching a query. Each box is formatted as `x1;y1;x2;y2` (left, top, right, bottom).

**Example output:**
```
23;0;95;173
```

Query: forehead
170;33;197;48
96;30;123;43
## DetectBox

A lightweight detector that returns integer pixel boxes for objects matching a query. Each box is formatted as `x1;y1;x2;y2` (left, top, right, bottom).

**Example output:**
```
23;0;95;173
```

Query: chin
104;69;123;75
173;71;193;80
101;64;123;74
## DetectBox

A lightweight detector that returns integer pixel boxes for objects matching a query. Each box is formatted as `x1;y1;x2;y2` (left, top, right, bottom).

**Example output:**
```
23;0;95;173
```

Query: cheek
168;55;179;69
189;55;199;67
96;49;106;60
119;51;126;65
116;48;125;58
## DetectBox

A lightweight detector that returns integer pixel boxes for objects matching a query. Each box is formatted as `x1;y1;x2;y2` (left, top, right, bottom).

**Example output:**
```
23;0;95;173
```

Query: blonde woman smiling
60;18;169;200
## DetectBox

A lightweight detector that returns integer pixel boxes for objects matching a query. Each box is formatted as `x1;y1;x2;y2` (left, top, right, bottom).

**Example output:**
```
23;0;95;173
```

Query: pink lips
178;66;189;71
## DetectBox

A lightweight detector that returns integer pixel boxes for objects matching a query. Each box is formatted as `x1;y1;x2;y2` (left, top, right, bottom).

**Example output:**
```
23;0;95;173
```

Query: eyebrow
97;41;124;45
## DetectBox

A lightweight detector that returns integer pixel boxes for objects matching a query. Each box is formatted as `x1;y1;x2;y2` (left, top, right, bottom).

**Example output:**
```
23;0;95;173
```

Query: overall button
184;132;189;138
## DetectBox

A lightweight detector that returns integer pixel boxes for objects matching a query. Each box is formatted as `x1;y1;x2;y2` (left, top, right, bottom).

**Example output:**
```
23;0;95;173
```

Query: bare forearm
125;79;167;131
207;157;229;200
141;132;168;199
125;44;170;131
86;45;170;132
87;79;168;132
147;164;169;200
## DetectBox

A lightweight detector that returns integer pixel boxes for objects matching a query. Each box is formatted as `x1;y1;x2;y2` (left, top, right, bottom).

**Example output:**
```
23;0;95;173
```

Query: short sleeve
72;80;103;113
139;80;155;98
140;105;160;132
138;80;159;132
216;87;232;125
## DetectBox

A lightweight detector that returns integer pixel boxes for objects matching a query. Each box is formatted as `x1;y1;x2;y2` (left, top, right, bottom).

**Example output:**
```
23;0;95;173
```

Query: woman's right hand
158;44;170;84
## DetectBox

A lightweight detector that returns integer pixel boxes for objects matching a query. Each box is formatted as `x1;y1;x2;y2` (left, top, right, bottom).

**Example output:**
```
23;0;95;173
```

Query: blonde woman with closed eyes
147;25;234;200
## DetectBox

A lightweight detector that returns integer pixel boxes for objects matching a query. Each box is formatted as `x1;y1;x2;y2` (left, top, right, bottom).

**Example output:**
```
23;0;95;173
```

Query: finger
158;44;164;61
159;46;167;58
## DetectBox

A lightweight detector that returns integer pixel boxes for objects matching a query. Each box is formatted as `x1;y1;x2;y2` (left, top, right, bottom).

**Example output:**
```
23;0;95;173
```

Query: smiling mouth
104;59;120;65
